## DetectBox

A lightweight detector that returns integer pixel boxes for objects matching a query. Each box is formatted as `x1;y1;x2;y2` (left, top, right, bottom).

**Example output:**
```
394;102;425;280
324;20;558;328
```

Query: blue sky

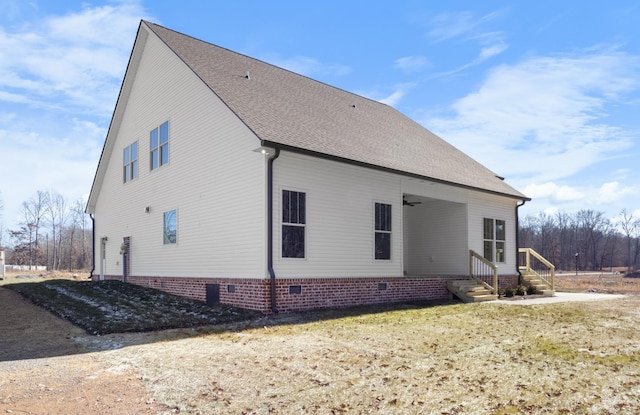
1;0;639;233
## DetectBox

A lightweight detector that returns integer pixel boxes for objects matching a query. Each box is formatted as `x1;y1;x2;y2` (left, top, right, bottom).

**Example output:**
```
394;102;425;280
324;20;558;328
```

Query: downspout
516;200;526;285
267;146;281;314
89;214;96;279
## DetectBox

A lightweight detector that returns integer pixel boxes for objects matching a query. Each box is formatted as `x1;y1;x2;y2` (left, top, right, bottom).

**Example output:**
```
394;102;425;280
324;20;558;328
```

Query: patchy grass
555;271;640;294
124;295;640;414
5;279;259;335
3;273;640;413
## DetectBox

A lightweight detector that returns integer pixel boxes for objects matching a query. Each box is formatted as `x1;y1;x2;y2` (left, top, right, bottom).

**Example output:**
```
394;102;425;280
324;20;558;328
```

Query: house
86;21;539;313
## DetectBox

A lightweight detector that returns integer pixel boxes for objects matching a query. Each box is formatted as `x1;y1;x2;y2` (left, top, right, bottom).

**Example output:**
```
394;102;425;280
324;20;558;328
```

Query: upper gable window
123;141;138;183
150;121;169;170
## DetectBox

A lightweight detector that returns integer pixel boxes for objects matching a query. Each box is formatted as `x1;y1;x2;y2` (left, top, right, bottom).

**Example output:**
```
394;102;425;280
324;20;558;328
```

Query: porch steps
447;280;498;303
520;270;555;296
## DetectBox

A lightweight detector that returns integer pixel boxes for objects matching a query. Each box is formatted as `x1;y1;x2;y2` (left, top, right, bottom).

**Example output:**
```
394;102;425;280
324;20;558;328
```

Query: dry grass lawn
3;271;640;414
101;295;640;414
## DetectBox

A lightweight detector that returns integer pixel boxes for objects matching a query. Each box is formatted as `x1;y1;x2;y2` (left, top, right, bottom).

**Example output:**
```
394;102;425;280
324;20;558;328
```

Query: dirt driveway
0;287;173;414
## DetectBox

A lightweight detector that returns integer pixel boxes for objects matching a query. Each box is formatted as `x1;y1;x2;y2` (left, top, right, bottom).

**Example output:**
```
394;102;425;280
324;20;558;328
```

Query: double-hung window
282;190;305;258
374;202;392;260
483;218;505;263
123;141;138;183
150;121;169;170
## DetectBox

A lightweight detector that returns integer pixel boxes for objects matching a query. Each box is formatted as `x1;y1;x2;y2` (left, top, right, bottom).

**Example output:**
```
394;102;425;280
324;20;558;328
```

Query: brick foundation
98;274;520;314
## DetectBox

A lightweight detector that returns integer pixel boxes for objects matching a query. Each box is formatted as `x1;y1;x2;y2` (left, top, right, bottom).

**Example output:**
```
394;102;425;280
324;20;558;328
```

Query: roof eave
260;140;531;202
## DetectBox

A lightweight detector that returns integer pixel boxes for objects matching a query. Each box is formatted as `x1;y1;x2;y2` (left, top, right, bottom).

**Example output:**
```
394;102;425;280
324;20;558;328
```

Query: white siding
403;200;468;275
467;191;519;275
94;29;266;279
273;152;403;277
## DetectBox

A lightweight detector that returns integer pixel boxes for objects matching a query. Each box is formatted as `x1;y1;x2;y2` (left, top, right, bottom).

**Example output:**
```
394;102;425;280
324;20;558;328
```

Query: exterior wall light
253;146;275;157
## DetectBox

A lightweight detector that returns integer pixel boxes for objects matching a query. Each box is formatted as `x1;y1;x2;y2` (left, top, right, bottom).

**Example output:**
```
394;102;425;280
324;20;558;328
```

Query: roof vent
351;104;356;108
245;71;250;80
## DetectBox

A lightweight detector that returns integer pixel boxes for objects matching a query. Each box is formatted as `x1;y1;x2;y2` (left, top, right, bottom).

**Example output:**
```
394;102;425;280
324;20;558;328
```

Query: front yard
2;273;640;414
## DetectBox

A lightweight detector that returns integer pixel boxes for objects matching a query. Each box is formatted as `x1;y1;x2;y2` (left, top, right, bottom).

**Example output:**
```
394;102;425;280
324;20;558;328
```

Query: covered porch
401;183;555;302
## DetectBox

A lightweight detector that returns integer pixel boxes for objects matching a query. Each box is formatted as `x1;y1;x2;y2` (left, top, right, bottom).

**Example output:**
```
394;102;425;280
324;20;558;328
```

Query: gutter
266;146;281;314
515;200;526;284
259;140;531;203
89;214;95;279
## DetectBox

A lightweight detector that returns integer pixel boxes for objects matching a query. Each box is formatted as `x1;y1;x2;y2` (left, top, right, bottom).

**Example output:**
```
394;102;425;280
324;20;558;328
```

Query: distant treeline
0;190;91;271
519;209;639;272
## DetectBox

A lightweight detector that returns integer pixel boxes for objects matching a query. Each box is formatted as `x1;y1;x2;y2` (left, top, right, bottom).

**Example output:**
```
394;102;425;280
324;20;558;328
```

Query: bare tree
20;191;49;268
555;211;576;271
66;199;88;271
575;210;611;270
47;192;68;271
618;209;639;273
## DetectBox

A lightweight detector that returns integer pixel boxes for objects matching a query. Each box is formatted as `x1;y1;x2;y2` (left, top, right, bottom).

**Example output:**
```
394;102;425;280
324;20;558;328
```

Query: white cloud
478;42;508;60
0;1;149;116
523;182;584;201
378;84;414;107
427;9;508;42
357;84;415;107
518;179;638;222
595;181;636;204
427;47;640;182
394;56;429;73
426;10;509;77
268;55;351;78
0;2;150;230
436;41;509;77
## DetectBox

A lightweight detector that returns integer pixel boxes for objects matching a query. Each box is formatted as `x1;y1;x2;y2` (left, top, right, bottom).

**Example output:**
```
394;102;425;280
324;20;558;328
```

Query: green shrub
515;285;527;296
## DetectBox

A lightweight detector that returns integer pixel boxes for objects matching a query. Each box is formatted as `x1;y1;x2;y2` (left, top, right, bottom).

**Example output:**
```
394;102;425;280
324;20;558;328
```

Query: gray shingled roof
145;21;528;200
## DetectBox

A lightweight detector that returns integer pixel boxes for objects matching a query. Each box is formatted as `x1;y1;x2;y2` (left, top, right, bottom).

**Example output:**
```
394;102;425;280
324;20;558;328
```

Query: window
163;210;177;244
282;190;305;258
375;202;392;260
150;121;169;170
123;141;138;183
483;218;506;263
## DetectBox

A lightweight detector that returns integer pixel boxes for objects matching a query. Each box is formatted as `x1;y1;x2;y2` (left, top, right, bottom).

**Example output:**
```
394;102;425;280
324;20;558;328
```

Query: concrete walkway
492;291;626;305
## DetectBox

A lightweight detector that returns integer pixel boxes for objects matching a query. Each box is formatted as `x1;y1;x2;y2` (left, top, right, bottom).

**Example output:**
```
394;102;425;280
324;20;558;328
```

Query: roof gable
88;20;528;213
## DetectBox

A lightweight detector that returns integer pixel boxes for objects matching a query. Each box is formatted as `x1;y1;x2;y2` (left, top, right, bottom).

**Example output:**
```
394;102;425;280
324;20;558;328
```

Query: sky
1;0;640;236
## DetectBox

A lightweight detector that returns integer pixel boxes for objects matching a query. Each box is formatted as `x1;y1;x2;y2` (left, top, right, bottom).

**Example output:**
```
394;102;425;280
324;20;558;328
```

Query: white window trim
150;120;170;171
281;188;307;260
123;141;138;183
373;201;392;261
483;217;506;264
163;209;178;245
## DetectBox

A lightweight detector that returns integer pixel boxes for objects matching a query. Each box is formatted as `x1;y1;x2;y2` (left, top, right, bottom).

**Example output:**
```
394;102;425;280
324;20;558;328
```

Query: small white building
86;21;531;313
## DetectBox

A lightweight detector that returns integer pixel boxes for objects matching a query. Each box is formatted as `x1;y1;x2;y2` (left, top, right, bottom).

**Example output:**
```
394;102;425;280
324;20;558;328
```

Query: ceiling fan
403;197;422;207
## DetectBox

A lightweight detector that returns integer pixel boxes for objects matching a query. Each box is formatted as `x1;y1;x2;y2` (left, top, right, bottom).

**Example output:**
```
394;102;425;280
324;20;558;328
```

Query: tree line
519;209;640;273
0;190;92;271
